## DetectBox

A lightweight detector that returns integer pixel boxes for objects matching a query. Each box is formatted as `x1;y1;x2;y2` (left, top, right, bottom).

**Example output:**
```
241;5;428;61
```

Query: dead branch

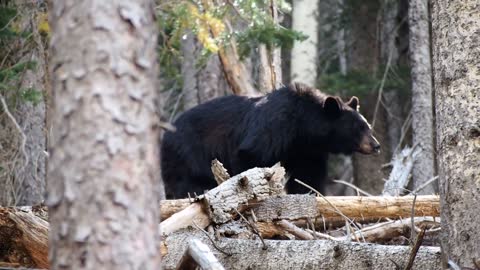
383;145;421;196
276;220;314;240
341;217;439;243
211;159;230;185
0;207;48;269
176;239;225;270
404;228;426;270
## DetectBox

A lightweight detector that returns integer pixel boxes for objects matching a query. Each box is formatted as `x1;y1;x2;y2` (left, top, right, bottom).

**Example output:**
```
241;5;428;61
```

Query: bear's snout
358;133;381;155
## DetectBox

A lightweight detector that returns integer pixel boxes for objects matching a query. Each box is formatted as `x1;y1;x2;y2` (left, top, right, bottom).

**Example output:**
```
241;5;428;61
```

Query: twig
332;180;373;196
404;228;426;270
304;229;339;241
371;48;393;129
0;95;28;168
192;221;232;256
410;194;418;241
294;179;366;242
234;209;267;250
409;176;438;195
276;220;314;240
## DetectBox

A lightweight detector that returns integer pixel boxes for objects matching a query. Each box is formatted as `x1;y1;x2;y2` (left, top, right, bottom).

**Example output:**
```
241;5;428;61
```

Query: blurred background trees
0;0;438;204
155;0;437;196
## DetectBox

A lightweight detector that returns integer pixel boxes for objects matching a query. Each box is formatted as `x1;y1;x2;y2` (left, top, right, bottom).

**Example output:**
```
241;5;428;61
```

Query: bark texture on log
409;0;436;194
431;0;480;268
0;207;48;269
48;1;161;269
160;195;440;222
160;167;284;235
162;231;442;270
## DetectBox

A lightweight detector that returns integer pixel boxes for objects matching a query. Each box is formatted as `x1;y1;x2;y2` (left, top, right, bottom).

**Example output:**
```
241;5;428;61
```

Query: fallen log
159;166;285;235
176;239;225;270
0;206;49;269
160;195;440;221
162;231;442;270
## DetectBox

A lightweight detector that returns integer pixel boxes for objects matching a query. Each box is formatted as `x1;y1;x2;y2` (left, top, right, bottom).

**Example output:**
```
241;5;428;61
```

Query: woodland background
0;0;479;269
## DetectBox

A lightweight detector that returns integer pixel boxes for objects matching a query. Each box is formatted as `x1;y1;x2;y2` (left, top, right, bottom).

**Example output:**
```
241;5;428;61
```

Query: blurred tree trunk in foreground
431;0;480;268
48;0;161;269
408;0;436;194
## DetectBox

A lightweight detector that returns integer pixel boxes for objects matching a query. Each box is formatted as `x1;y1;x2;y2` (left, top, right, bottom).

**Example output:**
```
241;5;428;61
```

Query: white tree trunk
48;1;161;269
291;0;318;86
409;0;436;194
431;0;480;268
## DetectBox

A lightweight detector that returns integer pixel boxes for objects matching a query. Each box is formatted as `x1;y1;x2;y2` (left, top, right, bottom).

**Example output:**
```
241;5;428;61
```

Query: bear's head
323;95;381;155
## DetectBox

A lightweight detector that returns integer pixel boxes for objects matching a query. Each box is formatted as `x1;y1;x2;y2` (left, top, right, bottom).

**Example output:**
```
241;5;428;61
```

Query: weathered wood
341;217;440;242
383;146;421;196
161;195;440;221
163;231;442;270
211;159;230;185
204;167;284;224
160;166;284;235
176;239;225;270
0;207;48;269
160;203;210;236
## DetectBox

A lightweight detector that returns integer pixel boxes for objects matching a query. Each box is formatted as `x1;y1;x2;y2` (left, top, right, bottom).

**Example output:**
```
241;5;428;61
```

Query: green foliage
236;22;307;59
0;6;43;106
318;65;411;98
157;0;306;81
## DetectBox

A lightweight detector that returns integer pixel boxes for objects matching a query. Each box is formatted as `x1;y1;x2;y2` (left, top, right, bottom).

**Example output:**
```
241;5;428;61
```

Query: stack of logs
0;163;441;270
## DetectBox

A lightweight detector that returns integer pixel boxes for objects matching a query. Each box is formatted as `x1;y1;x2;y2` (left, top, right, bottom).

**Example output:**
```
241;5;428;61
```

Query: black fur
161;83;377;198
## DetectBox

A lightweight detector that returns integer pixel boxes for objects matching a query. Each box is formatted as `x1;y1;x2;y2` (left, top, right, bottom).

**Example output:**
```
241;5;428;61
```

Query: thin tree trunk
291;0;319;86
48;1;161;269
181;33;228;111
409;0;436;194
431;0;480;268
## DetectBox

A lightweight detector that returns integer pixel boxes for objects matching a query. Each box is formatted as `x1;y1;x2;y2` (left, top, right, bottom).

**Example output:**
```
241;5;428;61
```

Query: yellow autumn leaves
188;4;225;53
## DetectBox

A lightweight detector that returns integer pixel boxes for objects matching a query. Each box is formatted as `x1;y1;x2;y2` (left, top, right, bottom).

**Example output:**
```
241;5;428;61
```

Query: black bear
161;83;380;198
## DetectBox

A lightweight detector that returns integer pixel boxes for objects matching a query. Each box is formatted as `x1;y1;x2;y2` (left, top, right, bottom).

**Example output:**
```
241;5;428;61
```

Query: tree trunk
290;0;319;86
181;33;228;111
408;0;436;194
431;0;480;268
348;2;391;195
48;1;161;269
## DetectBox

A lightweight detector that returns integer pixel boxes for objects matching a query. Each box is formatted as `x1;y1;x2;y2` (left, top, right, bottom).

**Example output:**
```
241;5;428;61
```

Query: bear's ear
347;96;359;111
323;96;342;117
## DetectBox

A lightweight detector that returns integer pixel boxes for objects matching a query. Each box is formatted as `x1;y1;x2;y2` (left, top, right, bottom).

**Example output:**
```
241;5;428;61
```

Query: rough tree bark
48;1;161;269
163;231;442;270
290;0;318;86
348;2;391;195
408;0;436;194
431;0;480;268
